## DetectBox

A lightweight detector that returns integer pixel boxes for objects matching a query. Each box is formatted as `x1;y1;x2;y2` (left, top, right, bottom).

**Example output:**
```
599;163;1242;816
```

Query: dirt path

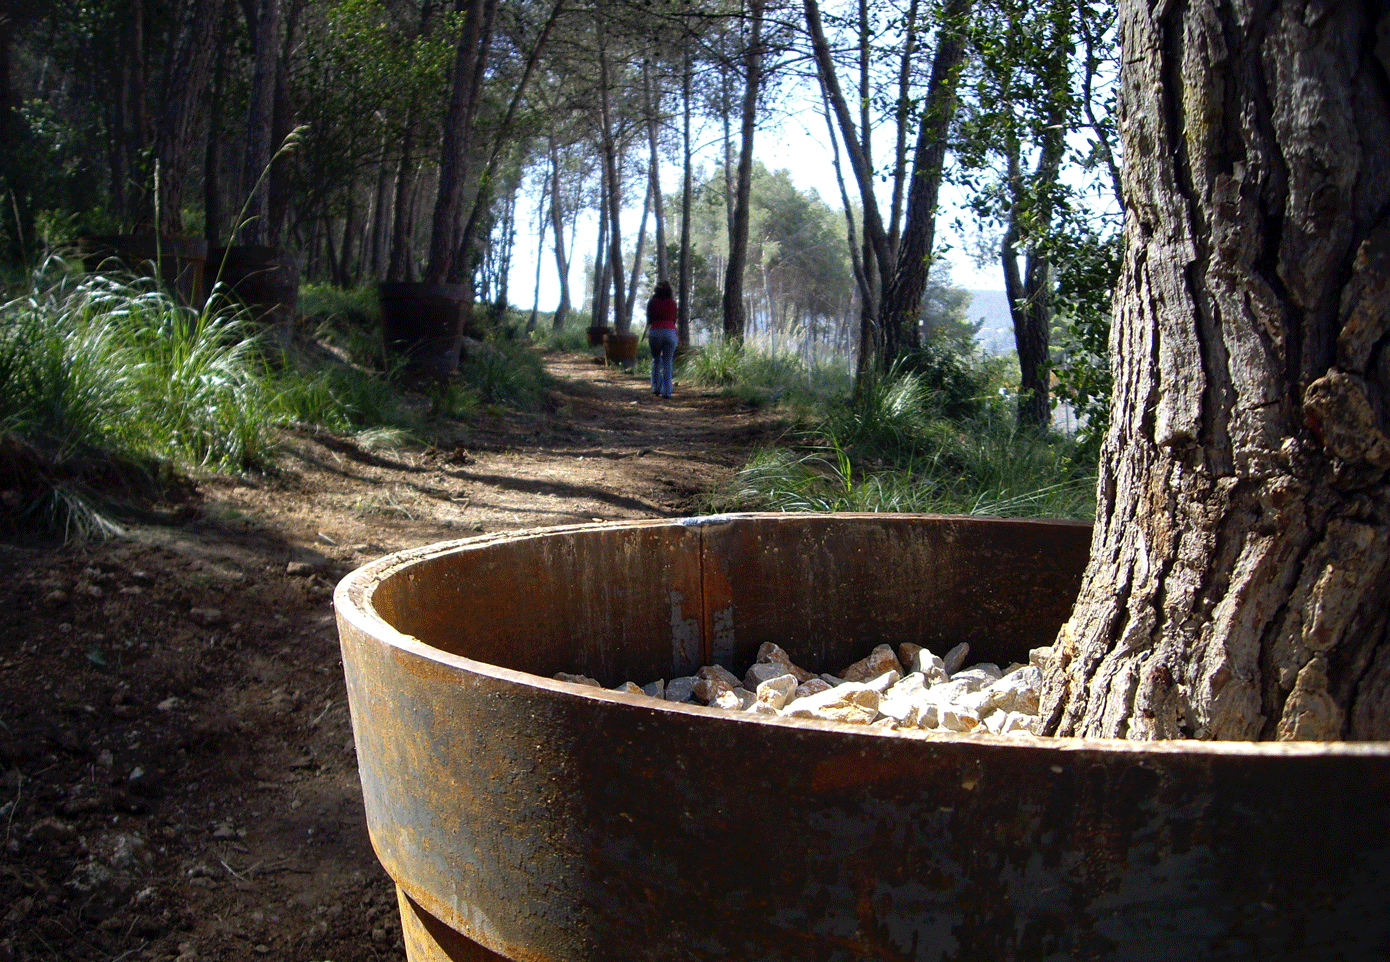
0;350;783;962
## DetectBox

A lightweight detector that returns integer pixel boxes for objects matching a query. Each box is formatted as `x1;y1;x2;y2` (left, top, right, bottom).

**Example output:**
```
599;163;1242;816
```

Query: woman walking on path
645;280;679;399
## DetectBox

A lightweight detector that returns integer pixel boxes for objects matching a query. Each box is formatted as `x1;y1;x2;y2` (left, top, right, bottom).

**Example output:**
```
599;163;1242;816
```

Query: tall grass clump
712;343;1096;522
459;336;549;407
683;335;850;413
3;267;275;468
0;265;278;537
529;322;591;353
299;281;384;368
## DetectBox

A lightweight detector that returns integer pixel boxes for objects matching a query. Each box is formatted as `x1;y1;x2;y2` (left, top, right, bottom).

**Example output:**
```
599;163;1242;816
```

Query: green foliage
720;418;1094;520
459;338;549;408
678;163;854;339
0;265;274;470
300;281;384;367
528;322;590;353
0;271;558;541
701;340;1094;521
1050;229;1120;454
266;357;419;437
0;263;281;539
682;336;851;411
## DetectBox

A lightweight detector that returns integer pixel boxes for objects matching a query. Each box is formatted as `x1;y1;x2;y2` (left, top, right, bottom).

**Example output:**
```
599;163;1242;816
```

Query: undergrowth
1;269;552;541
694;337;1096;521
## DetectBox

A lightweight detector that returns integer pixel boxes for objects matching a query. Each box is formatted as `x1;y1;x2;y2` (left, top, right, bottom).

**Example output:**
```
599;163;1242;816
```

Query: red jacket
646;295;678;329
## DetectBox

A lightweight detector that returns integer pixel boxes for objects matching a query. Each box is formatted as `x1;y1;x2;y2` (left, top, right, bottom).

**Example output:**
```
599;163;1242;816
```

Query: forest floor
0;348;786;962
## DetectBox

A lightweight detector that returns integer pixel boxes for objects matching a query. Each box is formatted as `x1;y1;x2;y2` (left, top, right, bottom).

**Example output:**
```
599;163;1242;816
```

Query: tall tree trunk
151;0;225;235
547;135;572;331
369;143;392;279
876;0;970;367
528;176;548;333
111;2;151;227
203;5;230;247
387;143;415;282
804;0;891;307
592;176;610;327
266;0;301;247
678;48;694;347
625;173;653;323
644;59;669;283
722;0;764;343
238;0;280;245
1040;0;1390;741
597;39;629;334
425;0;497;285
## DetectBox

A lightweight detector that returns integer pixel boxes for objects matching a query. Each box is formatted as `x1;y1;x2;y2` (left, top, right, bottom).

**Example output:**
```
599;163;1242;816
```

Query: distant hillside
967;290;1013;356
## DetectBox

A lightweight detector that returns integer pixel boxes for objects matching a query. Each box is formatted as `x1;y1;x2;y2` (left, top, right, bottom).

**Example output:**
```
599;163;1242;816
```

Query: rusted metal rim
336;513;1390;962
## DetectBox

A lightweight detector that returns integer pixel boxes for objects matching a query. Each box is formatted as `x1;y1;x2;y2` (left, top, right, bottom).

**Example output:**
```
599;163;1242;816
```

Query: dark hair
654;280;673;298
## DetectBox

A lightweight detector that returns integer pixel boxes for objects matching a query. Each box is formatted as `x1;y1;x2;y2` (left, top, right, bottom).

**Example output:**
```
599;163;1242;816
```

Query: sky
505;112;1007;314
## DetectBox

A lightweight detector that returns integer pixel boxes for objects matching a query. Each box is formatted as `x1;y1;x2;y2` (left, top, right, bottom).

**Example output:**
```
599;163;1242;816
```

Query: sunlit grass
696;339;1096;521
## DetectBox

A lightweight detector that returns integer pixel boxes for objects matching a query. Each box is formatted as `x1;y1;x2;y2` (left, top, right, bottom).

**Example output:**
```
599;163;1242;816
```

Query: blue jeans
649;327;677;398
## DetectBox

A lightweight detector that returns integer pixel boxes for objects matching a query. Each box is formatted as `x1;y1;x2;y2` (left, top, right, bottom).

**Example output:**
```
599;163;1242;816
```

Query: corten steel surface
334;513;1390;962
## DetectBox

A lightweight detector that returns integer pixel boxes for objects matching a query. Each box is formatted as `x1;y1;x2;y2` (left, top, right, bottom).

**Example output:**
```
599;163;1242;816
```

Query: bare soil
0;350;783;962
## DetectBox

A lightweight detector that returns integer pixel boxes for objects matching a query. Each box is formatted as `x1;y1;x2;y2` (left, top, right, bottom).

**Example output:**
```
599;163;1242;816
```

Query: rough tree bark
238;0;281;245
151;0;226;234
425;0;497;285
876;0;970;364
1040;0;1390;741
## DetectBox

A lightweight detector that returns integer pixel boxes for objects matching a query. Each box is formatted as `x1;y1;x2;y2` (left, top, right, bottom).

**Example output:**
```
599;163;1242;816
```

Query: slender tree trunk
444;0;563;287
547;136;572;331
369;143;392;278
528;176;548;333
644;60;669;283
888;0;920;253
597;39;629;334
1040;0;1390;741
678;48;694;347
1000;136;1055;429
110;2;150;227
387;137;416;282
876;0;970;366
722;0;764;342
805;0;891;300
592;176;610;327
625;174;652;322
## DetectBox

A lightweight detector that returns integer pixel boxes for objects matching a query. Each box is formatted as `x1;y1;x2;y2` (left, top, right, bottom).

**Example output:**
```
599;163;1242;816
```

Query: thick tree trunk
425;0;497;285
265;0;301;248
1040;0;1390;741
203;8;230;247
151;0;226;235
238;0;280;245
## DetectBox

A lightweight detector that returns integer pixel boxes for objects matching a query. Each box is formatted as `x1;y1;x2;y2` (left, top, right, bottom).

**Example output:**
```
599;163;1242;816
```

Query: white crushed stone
557;641;1057;737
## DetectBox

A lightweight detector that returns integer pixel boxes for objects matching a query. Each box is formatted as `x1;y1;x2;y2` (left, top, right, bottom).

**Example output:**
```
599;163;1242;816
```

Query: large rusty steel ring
334;513;1390;961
